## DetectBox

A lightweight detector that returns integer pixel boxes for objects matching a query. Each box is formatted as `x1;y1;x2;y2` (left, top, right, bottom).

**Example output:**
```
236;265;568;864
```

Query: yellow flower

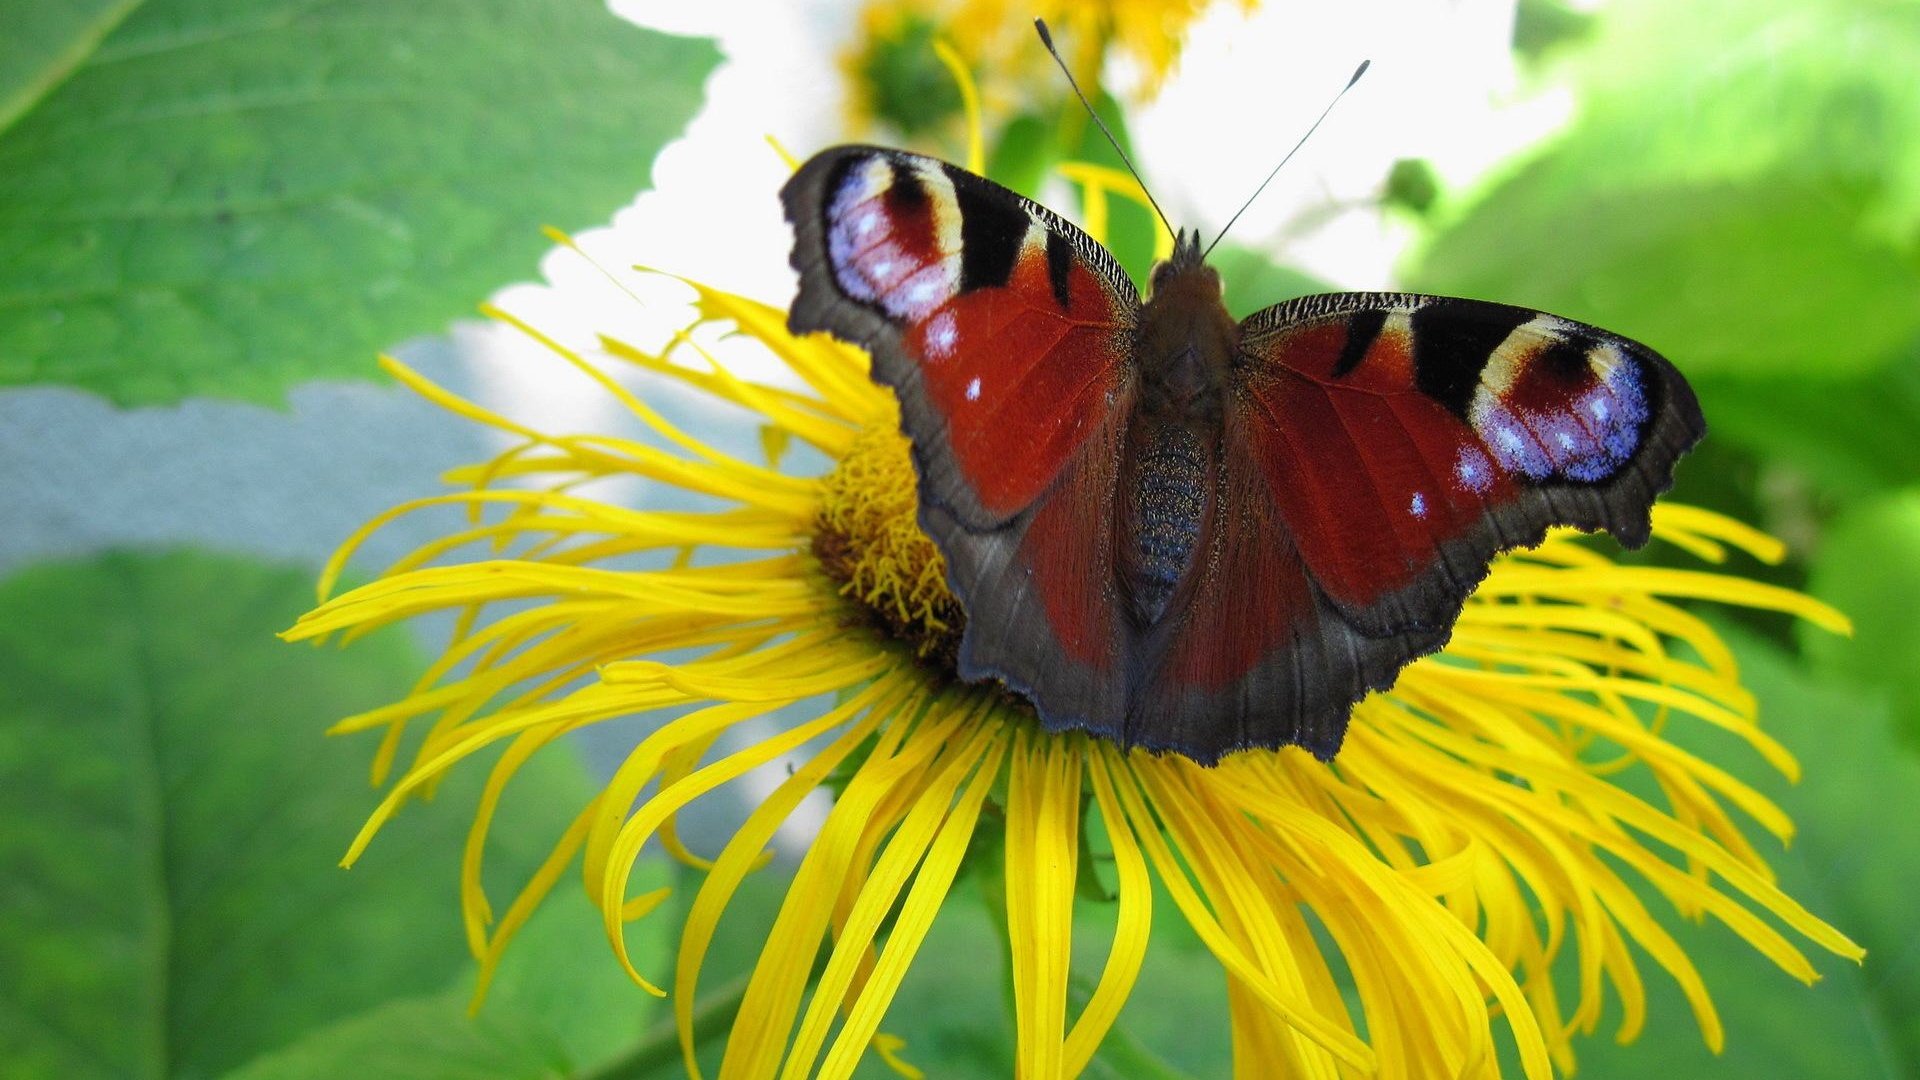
285;219;1862;1074
845;0;1247;141
945;0;1245;96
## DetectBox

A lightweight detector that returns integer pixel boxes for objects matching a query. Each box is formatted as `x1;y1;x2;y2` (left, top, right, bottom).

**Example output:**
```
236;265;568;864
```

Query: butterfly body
784;146;1704;765
1122;236;1232;627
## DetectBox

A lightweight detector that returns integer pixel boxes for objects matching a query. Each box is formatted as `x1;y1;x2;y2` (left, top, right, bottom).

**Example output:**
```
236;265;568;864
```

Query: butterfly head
1148;228;1222;301
1144;226;1221;309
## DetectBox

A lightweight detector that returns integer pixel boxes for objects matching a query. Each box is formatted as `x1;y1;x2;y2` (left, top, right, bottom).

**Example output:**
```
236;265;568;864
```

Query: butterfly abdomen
1121;261;1240;628
1124;419;1211;626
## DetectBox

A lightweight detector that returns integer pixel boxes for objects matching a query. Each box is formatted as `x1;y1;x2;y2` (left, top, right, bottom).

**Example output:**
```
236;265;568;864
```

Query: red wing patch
905;240;1129;516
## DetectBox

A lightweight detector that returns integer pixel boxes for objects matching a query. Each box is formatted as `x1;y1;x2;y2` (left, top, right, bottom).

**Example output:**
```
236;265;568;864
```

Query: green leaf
1688;351;1920;505
1381;158;1441;217
476;884;671;1076
1413;174;1920;379
1510;0;1598;63
853;11;963;139
1209;240;1334;322
1802;490;1920;749
1410;0;1920;380
1562;0;1920;236
217;889;669;1080
0;1;718;405
214;997;574;1080
0;551;647;1080
1568;625;1917;1078
985;113;1053;201
0;0;136;132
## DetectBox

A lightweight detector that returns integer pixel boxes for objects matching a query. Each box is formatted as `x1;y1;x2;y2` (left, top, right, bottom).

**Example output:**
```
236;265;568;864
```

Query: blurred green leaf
1568;625;1916;1078
1565;0;1920;236
1381;158;1441;217
0;0;717;405
1690;350;1920;505
1412;0;1920;379
1510;0;1598;62
854;12;964;139
217;890;667;1080
0;551;646;1080
1802;489;1920;749
985;113;1053;200
1210;241;1334;322
1073;891;1232;1080
476;883;672;1076
0;0;132;131
215;997;575;1080
1414;176;1920;378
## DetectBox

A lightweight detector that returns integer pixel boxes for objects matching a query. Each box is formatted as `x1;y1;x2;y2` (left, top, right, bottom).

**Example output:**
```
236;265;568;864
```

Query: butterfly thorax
1122;256;1237;627
1135;258;1235;422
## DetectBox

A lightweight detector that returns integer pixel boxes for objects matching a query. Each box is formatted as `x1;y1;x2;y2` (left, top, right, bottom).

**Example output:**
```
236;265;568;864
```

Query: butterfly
780;146;1703;765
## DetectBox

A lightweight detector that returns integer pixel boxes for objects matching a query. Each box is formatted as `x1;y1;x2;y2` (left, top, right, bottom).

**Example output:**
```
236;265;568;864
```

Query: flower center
813;416;964;663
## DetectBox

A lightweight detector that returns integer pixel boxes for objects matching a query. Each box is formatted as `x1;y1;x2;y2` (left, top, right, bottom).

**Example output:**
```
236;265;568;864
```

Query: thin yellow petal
1100;748;1375;1072
1006;729;1081;1080
780;717;1004;1078
673;693;896;1078
816;726;1010;1080
597;676;916;994
1067;743;1156;1077
720;696;980;1079
930;38;984;175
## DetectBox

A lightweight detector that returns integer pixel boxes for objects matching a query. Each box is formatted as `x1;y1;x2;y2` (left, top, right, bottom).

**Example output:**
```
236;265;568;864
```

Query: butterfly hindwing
926;407;1136;734
782;146;1142;733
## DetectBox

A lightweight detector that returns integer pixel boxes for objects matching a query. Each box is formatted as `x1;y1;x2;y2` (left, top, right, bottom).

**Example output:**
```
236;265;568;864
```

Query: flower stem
968;821;1019;1037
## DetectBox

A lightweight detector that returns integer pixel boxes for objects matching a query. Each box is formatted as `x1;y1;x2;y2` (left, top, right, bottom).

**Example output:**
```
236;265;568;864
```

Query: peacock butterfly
780;67;1703;766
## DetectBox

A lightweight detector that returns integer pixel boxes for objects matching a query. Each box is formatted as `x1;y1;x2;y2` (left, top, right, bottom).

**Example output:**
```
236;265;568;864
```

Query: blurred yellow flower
845;0;1249;140
948;0;1243;95
286;209;1860;1074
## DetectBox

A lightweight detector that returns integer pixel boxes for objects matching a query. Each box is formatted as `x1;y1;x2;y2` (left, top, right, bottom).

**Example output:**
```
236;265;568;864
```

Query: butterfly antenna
1034;18;1176;243
1201;59;1371;261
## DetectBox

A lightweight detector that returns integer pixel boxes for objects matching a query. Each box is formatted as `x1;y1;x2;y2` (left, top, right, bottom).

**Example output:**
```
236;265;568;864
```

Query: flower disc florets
814;414;966;665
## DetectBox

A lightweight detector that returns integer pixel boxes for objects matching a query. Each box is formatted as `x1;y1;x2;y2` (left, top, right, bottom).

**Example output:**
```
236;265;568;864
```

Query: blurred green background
2;0;1916;1077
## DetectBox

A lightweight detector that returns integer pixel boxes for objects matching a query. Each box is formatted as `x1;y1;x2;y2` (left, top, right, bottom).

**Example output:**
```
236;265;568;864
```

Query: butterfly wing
781;146;1142;732
1134;292;1703;763
1236;293;1703;632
